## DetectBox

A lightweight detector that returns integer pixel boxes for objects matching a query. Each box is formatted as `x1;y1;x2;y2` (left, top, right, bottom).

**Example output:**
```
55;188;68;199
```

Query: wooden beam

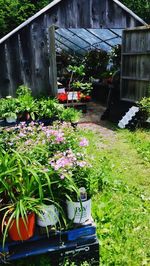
49;25;58;96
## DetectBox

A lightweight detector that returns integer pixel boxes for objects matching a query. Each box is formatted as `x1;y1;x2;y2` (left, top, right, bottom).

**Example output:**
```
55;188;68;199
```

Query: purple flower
24;140;32;145
19;122;26;128
56;136;64;143
79;138;89;147
18;132;26;137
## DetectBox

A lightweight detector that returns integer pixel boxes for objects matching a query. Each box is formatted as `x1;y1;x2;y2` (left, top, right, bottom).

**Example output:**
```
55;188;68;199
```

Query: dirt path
78;122;117;145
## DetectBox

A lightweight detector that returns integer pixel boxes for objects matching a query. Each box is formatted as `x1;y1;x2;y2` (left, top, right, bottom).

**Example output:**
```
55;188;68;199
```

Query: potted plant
37;98;64;125
66;162;92;224
0;96;19;123
49;136;92;224
1;198;36;243
0;150;55;246
60;107;81;127
16;85;38;121
36;202;59;228
66;187;91;224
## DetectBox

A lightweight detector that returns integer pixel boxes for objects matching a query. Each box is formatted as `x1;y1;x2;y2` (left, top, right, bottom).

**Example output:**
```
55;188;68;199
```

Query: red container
8;212;35;241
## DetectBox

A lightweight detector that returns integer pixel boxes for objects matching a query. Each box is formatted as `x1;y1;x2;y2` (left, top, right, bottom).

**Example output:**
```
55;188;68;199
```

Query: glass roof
55;28;123;55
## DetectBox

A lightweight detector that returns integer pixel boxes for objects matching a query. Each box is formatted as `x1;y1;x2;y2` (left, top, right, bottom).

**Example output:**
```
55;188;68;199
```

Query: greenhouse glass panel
56;29;89;50
55;28;123;53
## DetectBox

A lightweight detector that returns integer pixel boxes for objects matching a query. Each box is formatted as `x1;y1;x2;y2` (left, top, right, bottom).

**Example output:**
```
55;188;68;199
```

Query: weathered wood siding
121;26;150;102
0;0;145;97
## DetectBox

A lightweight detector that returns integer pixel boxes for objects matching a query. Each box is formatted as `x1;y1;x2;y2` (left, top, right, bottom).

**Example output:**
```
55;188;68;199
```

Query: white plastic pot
66;199;91;224
6;116;17;123
36;204;59;227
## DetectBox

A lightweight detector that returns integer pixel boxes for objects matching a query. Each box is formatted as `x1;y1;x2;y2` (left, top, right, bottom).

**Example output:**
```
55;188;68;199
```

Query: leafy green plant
0;149;56;246
109;44;121;70
60;108;81;123
16;85;32;97
72;81;92;95
138;96;150;120
66;64;93;99
83;49;109;79
0;96;19;120
16;85;38;120
38;98;64;119
67;65;85;77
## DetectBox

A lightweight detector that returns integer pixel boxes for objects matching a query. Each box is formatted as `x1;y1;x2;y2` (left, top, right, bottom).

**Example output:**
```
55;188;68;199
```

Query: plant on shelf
16;85;38;121
0;96;19;123
66;64;93;103
72;81;92;95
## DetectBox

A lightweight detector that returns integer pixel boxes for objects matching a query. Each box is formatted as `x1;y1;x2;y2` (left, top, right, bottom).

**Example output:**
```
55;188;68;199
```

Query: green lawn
80;125;150;266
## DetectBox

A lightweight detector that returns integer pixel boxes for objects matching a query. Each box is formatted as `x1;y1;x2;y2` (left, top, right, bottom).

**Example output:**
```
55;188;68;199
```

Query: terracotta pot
8;212;35;241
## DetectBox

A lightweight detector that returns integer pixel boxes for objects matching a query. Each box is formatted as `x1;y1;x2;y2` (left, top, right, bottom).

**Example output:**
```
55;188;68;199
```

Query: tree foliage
120;0;150;23
0;0;51;38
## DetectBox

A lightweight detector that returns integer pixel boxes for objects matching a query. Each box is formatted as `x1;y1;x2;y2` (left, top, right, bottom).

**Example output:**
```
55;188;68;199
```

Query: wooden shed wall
0;0;145;97
121;27;150;102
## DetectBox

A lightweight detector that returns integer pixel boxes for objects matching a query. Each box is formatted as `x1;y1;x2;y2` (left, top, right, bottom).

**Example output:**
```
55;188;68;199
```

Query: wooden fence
121;26;150;102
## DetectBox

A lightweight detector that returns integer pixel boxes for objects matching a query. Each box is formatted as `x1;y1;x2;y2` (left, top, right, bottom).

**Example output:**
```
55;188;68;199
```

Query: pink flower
56;136;64;143
79;138;89;147
19;132;26;137
30;121;35;126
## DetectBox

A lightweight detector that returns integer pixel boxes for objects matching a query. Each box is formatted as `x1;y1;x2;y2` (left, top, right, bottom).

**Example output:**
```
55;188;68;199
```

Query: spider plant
0;150;56;246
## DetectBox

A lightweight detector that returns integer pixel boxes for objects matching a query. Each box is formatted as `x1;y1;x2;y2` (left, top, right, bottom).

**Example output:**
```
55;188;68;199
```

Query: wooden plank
29;17;50;96
63;102;87;107
49;25;58;96
0;44;10;97
121;27;150;102
122;77;150;81
122;55;150;79
122;52;150;55
91;0;106;28
19;27;33;90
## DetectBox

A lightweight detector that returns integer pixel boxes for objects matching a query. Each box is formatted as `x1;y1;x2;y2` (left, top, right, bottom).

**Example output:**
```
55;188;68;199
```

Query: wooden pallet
0;223;99;264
